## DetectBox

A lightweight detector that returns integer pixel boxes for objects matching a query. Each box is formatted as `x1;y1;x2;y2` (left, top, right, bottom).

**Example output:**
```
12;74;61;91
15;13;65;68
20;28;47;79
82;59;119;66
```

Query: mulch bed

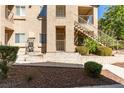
0;65;121;88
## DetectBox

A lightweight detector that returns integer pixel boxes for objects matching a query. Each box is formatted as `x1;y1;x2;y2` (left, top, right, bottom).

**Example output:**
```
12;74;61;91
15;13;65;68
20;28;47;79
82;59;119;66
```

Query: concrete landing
44;53;82;64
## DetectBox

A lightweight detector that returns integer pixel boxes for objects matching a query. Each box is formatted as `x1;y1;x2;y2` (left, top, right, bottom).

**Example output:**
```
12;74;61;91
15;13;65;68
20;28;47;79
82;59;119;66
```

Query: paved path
84;84;124;88
104;64;124;79
81;55;124;64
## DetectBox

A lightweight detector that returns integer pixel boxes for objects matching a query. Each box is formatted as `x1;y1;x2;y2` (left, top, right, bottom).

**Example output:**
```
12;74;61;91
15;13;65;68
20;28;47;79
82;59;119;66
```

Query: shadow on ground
0;62;121;88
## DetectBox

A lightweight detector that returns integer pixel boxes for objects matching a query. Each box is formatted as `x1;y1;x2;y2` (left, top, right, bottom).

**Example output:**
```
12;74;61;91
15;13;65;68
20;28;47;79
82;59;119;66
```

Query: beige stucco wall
0;6;6;45
0;5;15;45
0;5;98;53
0;5;46;52
93;6;98;27
10;5;45;52
47;5;78;52
93;6;98;35
47;5;98;52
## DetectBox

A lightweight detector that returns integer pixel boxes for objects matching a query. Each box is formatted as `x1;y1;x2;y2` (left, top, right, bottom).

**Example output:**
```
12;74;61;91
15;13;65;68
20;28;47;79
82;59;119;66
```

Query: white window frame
15;33;26;43
16;6;26;16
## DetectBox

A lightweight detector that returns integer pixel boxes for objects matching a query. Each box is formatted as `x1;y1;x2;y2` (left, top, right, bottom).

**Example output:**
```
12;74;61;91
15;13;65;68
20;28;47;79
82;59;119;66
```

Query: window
39;34;46;44
56;5;65;17
16;6;26;16
15;33;26;43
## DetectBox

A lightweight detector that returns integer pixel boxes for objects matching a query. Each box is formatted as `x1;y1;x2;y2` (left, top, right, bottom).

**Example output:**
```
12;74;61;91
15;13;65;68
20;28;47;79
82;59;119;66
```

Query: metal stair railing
73;13;119;49
74;21;104;46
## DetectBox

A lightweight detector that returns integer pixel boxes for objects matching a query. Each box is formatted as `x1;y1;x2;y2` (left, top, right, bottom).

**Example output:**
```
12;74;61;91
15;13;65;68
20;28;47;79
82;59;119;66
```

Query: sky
98;5;109;19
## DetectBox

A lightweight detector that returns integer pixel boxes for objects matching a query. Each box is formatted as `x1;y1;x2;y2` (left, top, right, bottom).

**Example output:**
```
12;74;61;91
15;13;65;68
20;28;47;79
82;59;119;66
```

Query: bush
0;61;9;79
84;38;98;53
75;46;89;55
0;46;19;79
0;46;19;62
84;61;103;78
95;46;112;56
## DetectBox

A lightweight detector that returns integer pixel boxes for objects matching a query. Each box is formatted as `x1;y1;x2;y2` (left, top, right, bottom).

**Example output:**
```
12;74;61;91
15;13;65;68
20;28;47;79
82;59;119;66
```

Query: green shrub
75;46;89;55
0;46;19;79
0;46;19;61
95;46;112;56
0;61;9;79
84;38;98;53
84;61;103;78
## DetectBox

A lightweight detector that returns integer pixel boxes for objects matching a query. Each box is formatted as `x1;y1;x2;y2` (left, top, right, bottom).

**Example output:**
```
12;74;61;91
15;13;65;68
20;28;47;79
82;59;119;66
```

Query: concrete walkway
104;64;124;79
81;55;124;64
84;84;124;88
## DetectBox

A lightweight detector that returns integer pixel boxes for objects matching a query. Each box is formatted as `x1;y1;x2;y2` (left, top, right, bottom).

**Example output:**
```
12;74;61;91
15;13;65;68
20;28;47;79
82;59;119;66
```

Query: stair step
74;20;118;48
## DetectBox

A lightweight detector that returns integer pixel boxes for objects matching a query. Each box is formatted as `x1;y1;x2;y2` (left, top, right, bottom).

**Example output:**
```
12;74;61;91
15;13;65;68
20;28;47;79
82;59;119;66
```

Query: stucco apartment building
0;5;98;54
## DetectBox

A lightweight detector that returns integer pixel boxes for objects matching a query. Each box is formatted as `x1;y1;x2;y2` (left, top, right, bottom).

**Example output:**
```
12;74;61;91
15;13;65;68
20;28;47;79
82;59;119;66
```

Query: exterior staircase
74;15;119;49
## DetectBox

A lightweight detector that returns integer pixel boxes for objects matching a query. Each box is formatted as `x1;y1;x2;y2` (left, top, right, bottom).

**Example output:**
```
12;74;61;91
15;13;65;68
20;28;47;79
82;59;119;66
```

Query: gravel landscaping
0;65;122;88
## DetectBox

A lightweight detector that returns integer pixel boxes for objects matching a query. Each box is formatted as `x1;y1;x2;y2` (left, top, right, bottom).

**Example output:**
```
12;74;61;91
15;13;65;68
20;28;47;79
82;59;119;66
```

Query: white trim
16;6;26;16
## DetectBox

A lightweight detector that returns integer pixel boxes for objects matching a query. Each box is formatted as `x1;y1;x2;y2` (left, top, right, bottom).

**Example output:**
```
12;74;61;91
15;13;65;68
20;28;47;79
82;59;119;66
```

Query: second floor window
56;5;66;17
16;6;26;16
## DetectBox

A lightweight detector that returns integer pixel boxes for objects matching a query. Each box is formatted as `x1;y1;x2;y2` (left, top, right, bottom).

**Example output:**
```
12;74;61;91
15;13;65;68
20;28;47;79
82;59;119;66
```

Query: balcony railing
78;15;93;24
5;10;14;23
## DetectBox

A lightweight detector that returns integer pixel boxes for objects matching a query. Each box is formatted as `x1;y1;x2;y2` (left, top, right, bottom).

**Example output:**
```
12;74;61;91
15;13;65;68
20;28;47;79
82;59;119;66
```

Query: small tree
99;5;124;40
